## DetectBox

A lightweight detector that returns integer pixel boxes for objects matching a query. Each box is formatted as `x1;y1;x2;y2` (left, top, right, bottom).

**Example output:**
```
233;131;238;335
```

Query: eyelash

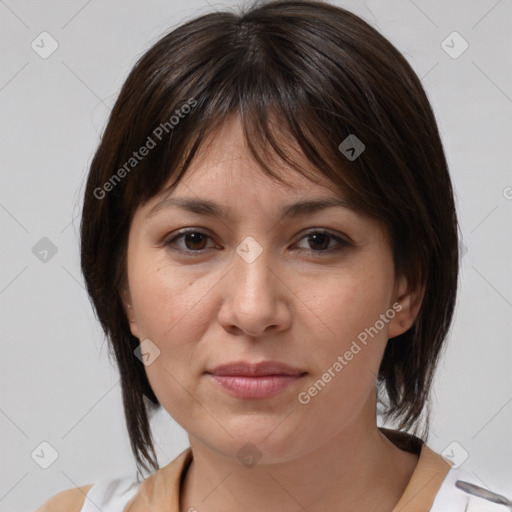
162;228;350;257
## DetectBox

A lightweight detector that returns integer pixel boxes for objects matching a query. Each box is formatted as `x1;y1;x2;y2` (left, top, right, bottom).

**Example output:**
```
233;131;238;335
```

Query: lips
206;360;306;377
206;360;307;399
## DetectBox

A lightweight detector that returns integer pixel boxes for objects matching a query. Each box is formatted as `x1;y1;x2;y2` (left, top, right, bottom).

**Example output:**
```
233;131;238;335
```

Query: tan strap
391;443;454;512
125;448;192;511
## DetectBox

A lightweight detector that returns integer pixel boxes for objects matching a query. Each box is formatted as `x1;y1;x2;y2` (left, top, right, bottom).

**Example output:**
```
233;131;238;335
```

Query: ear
387;275;426;339
120;286;140;339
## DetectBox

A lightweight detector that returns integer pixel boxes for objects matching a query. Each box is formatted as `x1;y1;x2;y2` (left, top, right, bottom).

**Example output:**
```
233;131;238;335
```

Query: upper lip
207;360;306;377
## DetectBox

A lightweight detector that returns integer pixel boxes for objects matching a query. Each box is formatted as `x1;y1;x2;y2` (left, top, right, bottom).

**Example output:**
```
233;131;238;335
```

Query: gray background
0;0;511;510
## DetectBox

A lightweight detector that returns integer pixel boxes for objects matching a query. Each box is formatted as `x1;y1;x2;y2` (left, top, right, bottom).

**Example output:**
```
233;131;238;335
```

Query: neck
180;397;419;512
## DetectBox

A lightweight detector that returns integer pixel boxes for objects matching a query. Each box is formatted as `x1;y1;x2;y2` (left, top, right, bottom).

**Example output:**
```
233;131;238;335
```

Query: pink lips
206;360;307;399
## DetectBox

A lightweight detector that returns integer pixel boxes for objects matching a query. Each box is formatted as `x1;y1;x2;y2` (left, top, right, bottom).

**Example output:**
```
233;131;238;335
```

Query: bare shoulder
34;483;94;512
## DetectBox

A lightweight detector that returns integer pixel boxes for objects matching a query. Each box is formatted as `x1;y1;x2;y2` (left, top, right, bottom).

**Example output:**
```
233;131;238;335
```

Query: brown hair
80;0;459;478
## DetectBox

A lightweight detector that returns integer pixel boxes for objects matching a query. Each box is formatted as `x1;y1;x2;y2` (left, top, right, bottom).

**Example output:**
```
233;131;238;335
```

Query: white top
80;465;509;512
79;475;139;511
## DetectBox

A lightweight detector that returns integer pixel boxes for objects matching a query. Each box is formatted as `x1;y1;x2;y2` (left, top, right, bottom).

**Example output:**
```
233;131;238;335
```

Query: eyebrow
145;196;353;221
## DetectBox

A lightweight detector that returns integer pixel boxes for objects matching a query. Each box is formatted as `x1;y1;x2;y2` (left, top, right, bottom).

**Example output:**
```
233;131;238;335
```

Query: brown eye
307;232;331;251
164;229;215;254
295;230;349;254
182;232;208;251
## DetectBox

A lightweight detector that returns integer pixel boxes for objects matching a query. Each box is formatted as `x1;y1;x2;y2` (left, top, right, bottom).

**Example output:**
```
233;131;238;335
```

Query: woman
35;1;506;510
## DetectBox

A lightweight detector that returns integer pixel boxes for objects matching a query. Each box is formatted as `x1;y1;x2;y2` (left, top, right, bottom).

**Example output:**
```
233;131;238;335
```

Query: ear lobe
120;288;140;339
388;279;426;339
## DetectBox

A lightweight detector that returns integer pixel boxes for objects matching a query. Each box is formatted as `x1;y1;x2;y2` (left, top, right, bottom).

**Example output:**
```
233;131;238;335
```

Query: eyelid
297;228;351;244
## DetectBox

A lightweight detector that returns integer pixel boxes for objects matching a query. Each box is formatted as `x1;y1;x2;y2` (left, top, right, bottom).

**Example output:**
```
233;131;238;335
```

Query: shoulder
34;483;94;512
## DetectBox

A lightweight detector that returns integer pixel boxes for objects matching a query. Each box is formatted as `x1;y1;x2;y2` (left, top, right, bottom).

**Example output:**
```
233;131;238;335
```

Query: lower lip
208;374;305;399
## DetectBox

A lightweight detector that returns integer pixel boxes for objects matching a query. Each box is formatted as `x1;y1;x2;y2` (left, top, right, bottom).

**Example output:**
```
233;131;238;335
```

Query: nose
217;243;292;337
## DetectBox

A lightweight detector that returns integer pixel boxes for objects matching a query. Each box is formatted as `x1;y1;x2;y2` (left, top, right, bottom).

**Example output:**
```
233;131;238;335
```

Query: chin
200;428;310;466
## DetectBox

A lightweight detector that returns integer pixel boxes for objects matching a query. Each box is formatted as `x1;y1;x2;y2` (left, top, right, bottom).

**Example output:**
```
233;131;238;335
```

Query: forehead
155;114;342;204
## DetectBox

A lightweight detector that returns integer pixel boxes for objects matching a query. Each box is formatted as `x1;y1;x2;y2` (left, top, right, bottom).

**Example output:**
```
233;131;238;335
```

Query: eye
163;229;217;254
294;230;350;254
163;228;350;256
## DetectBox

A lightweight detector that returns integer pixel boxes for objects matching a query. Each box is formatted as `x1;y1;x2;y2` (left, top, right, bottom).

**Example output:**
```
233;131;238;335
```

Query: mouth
207;374;306;399
205;360;307;399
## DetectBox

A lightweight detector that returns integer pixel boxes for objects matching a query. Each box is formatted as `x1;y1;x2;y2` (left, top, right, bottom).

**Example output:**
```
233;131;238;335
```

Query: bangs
111;7;410;224
118;60;368;222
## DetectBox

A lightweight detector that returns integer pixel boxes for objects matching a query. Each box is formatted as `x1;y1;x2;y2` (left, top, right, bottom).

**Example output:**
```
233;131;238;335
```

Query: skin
123;115;424;512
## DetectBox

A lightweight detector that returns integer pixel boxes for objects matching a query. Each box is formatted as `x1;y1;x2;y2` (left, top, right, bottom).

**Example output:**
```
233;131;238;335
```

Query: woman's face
123;115;416;463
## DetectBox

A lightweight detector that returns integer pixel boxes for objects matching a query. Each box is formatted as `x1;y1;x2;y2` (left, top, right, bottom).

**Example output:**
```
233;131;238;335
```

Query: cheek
297;265;394;401
129;252;209;338
128;261;212;420
294;276;392;431
304;267;394;347
128;255;219;376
